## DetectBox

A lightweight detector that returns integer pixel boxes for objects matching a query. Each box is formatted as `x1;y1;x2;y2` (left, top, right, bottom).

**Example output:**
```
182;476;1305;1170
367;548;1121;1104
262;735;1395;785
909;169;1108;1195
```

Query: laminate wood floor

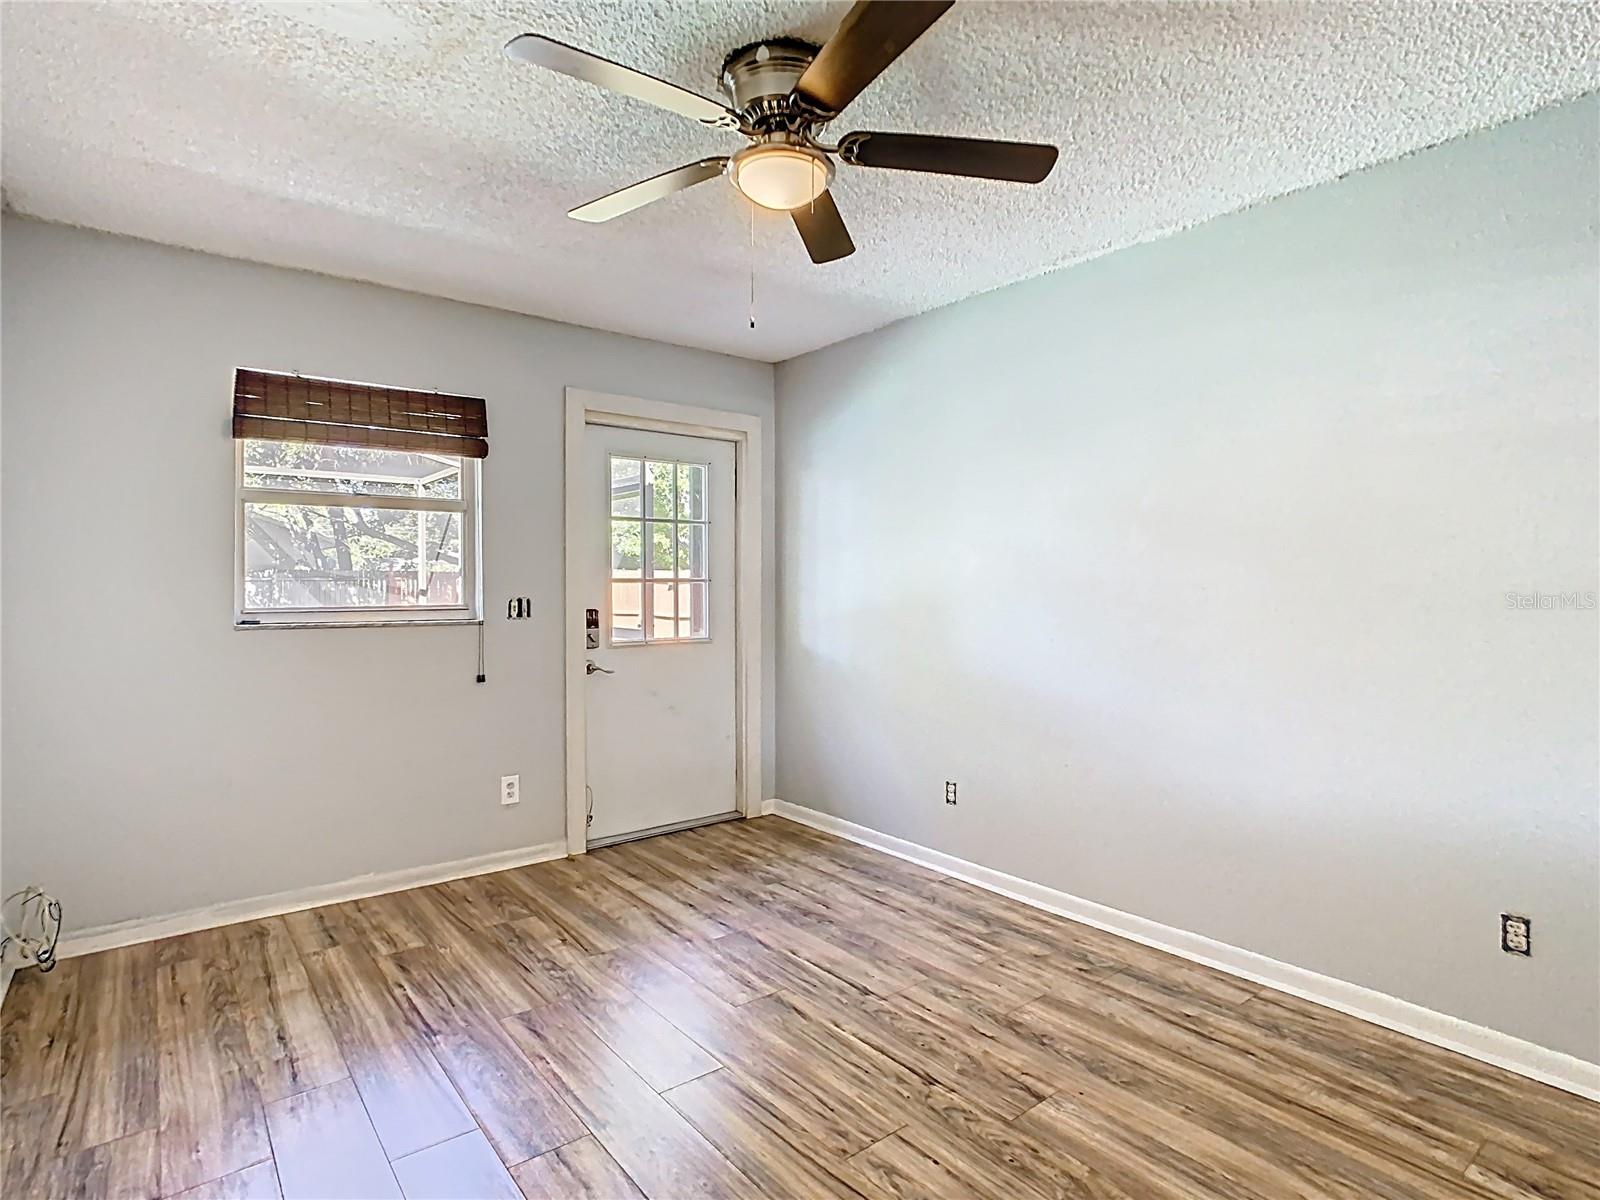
3;816;1595;1199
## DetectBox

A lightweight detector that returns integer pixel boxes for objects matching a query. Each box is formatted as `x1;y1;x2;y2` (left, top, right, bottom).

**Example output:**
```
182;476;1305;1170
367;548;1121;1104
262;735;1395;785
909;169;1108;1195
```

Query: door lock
586;661;614;676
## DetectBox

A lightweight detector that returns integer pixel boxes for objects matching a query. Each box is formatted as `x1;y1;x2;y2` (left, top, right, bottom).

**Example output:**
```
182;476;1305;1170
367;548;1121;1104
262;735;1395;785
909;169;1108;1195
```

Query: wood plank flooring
3;816;1595;1199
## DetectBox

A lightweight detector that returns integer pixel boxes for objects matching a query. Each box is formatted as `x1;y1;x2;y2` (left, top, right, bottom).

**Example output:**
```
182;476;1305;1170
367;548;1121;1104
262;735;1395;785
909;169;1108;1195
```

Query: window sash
239;485;467;514
234;442;481;626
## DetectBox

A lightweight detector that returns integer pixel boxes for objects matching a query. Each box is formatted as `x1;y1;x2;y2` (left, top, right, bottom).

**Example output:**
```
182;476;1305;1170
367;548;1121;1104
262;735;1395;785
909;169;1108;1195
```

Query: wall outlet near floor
501;774;520;806
1500;913;1531;956
945;781;958;805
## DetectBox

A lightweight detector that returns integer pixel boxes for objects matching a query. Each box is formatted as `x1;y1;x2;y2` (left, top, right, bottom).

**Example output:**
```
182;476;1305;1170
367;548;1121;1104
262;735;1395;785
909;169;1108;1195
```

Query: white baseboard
54;840;568;961
771;799;1600;1104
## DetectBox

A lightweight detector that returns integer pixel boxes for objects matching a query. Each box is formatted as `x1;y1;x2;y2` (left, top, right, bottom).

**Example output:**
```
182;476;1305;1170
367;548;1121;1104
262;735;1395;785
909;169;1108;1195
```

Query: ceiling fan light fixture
729;143;832;211
507;4;1058;269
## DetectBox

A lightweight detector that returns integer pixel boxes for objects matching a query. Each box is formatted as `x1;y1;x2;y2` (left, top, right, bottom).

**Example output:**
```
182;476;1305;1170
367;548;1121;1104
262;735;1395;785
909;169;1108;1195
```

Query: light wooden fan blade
506;34;740;131
569;159;730;223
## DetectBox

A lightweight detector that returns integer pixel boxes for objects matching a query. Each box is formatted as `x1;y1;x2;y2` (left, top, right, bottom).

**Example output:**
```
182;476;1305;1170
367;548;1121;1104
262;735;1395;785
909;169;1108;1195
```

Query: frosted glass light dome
729;143;832;211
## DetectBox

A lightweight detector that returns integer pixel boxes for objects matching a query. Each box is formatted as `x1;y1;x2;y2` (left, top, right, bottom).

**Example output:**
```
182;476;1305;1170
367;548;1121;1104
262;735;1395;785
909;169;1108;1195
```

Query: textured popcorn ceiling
3;2;1597;362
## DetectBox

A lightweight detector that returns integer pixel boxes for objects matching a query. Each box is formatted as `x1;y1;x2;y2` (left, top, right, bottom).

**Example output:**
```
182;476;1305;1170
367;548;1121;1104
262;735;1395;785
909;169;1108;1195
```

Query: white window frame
233;439;482;628
606;453;713;647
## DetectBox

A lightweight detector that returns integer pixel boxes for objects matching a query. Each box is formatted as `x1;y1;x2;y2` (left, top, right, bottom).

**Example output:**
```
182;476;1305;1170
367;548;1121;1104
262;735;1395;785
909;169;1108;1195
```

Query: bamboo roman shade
232;369;489;458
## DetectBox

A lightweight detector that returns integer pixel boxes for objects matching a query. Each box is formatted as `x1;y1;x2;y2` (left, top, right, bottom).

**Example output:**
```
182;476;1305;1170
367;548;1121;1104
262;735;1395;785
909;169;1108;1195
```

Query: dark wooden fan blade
791;1;953;118
569;159;729;223
505;34;740;131
839;131;1058;183
791;191;855;264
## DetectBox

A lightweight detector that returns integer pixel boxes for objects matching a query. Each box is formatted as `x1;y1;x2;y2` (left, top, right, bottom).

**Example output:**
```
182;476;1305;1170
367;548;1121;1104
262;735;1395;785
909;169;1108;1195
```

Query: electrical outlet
501;774;520;806
945;781;958;805
1501;913;1531;956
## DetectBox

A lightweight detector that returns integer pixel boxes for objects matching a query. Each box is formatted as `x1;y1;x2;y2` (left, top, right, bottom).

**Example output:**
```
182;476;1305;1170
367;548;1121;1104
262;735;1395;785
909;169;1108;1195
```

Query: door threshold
587;810;741;851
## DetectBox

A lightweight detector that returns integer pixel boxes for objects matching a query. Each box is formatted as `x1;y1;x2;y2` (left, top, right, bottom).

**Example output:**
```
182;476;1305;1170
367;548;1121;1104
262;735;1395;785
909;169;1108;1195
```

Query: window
608;454;709;644
236;439;480;625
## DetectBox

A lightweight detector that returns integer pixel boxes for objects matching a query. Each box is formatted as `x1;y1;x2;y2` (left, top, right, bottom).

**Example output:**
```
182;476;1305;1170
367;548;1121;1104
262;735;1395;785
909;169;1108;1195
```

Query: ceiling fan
503;1;1058;264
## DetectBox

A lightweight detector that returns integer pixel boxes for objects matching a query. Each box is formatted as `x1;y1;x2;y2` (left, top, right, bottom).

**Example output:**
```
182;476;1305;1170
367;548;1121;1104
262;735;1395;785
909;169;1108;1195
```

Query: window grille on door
607;455;710;644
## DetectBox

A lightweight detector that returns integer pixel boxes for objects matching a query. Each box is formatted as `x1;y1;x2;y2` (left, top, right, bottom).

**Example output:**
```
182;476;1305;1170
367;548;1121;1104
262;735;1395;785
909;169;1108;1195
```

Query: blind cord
476;618;486;684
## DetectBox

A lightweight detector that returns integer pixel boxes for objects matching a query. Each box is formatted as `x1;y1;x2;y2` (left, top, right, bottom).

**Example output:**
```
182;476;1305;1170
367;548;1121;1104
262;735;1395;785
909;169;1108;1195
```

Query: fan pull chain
748;201;757;330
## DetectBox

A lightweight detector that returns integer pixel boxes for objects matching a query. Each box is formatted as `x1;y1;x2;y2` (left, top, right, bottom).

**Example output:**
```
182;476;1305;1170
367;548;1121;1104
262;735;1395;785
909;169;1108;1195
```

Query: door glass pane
650;581;677;639
677;463;706;520
609;455;713;644
611;581;643;642
244;503;463;609
676;524;706;579
678;581;709;639
610;520;642;576
610;457;642;517
647;522;674;576
646;461;675;519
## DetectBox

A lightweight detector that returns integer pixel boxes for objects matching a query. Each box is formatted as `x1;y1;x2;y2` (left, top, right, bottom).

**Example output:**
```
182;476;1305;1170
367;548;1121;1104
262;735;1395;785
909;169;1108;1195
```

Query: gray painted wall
775;96;1599;1062
0;218;775;932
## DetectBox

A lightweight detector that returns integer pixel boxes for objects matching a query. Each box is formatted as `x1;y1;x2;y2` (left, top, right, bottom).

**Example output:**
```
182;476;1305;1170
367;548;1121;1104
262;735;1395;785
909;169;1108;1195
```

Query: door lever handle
586;661;614;676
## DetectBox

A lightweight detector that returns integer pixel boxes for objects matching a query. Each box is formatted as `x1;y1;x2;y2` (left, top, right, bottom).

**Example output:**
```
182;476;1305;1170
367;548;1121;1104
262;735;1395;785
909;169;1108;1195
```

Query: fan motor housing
720;38;820;130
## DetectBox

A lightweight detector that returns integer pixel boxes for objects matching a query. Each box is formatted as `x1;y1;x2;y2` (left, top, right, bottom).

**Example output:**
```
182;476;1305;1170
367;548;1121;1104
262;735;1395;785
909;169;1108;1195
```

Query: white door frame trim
563;388;764;856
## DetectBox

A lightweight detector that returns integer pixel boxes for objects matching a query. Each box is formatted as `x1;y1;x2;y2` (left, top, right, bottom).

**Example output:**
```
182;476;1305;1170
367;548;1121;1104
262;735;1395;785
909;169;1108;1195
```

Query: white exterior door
580;423;738;845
